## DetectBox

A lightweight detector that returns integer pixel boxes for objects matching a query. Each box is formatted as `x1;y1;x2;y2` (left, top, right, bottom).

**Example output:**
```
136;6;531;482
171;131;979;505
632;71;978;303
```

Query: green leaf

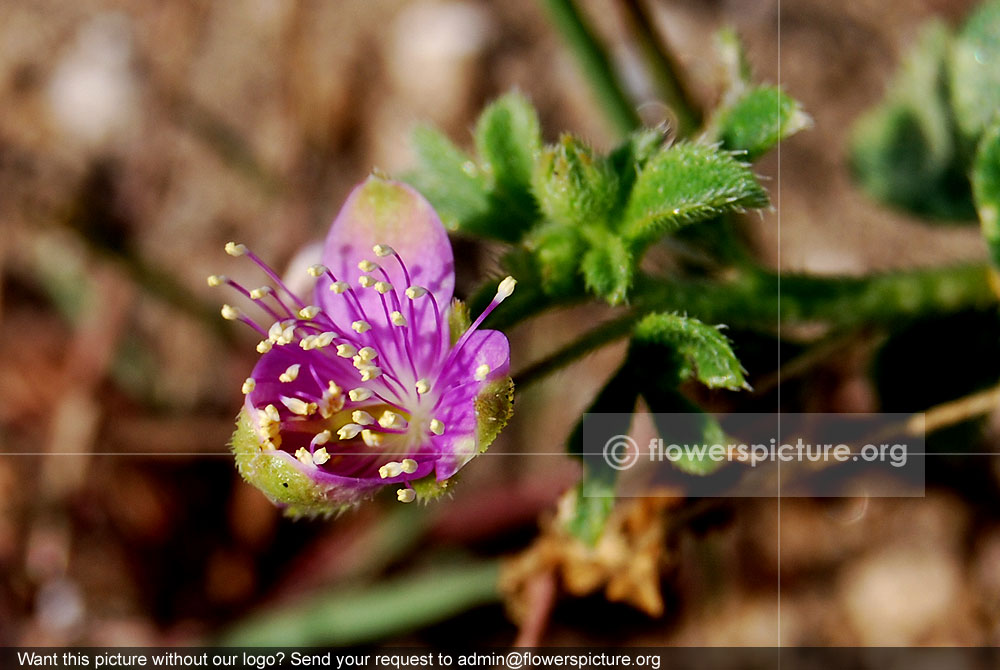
950;0;1000;143
620;142;769;249
581;230;633;305
606;128;666;214
850;21;974;220
532;134;618;227
475;92;541;231
714;86;810;161
406;125;491;233
565;363;639;544
633;312;749;391
527;221;585;297
973;120;1000;268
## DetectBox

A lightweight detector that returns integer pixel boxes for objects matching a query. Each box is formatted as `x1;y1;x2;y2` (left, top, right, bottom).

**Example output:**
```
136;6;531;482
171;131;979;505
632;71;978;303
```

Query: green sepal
526;221;586;298
231;408;354;519
580;229;632;305
475;377;515;451
532;134;618;227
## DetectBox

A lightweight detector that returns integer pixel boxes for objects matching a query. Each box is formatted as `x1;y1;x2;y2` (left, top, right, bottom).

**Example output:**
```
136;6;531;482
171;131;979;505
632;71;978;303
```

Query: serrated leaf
634;312;749;391
527;221;585;297
581;231;632;305
474;92;541;233
406;125;490;233
950;0;1000;143
620;142;769;249
973;120;1000;268
532;134;618;227
714;86;810;161
850;22;975;220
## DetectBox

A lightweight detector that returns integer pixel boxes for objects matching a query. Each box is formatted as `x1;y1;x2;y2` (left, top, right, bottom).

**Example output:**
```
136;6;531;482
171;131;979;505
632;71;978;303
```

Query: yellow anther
390;311;407;327
337;424;362;440
280;396;315;416
299;335;316;350
429;419;445;435
312;447;330;465
352;320;371;333
314;332;337;348
242;378;256;394
397;489;416;503
359;275;376;288
337;343;358;358
349;388;372;402
373;244;395;257
250;286;273;300
361;429;383;447
415;379;430;394
279;364;301;383
352;410;375;426
329;281;350;294
401;459;418;474
405;286;427;299
295;447;313;465
298;305;321;320
221;304;240;320
374;281;393;294
358;259;378;272
497;276;517;299
358;346;378;361
474;364;491;381
256;340;273;354
379;461;403;479
319;382;344;418
207;274;226;287
312;430;332;447
307;264;328;277
360;366;382;382
225;242;247;257
379;410;403;430
264;404;281;423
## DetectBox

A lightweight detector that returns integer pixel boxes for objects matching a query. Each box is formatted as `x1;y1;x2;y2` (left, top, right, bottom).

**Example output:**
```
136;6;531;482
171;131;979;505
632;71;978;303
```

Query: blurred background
2;0;999;647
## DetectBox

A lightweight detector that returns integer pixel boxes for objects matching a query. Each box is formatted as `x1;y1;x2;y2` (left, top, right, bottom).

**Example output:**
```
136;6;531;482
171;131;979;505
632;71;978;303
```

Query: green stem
542;0;641;136
619;0;701;136
513;263;995;388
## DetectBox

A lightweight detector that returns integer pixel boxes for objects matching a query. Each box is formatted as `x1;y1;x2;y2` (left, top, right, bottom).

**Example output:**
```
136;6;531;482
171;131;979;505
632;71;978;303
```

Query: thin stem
542;0;641;136
619;0;701;136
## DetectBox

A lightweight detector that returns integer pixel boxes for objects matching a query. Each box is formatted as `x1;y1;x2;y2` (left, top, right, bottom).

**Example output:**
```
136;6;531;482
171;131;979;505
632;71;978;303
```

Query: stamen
221;304;240;320
429;419;445;435
207;274;226;287
337;343;358;358
397;489;416;503
352;410;375;426
295;447;313;465
405;286;427;299
415;379;430;394
329;281;350;294
281;396;316;416
359;275;376;288
263;404;281;423
359;366;382;382
308;264;328;277
298;305;321;320
319;382;345;418
337;424;362;440
279;364;301;383
390;311;407;327
225;242;248;257
357;346;378;361
352;320;372;333
312;447;331;465
361;429;382;447
441;276;517;375
378;410;404;430
349;388;372;402
314;332;337;348
379;461;404;479
373;244;394;257
300;335;317;350
374;281;393;295
474;364;491;381
311;431;332;448
358;260;378;273
242;378;256;394
401;459;418;474
256;340;273;354
250;286;273;300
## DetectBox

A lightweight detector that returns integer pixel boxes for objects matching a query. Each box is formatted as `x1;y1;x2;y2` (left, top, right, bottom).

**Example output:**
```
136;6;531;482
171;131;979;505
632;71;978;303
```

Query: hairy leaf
714;86;810;161
633;312;749;391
